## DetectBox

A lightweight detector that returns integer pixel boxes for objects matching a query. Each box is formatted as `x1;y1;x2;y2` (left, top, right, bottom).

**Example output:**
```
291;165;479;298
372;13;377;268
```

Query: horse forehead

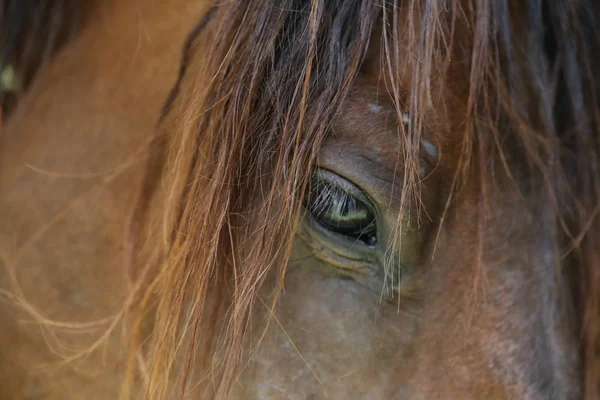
331;85;405;161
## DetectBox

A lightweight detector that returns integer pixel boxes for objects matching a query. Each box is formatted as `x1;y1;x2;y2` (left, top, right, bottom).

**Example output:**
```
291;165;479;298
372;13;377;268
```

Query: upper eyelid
310;182;363;220
311;168;376;211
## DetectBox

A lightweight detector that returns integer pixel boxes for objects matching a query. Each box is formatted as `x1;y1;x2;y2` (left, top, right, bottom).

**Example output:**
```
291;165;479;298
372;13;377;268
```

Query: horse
1;0;599;398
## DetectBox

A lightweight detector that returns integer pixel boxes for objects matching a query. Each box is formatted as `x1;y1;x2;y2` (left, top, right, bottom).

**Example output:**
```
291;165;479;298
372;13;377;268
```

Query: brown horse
1;0;599;399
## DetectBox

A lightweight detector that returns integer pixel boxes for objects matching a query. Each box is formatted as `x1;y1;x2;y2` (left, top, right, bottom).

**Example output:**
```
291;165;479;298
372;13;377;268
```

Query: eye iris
306;178;377;246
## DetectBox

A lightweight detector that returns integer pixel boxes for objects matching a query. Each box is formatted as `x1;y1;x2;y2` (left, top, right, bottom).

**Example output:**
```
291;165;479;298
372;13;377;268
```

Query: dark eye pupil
305;179;377;246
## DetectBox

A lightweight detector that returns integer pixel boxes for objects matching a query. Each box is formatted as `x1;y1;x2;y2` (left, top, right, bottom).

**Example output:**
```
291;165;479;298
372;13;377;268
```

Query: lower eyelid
297;224;377;274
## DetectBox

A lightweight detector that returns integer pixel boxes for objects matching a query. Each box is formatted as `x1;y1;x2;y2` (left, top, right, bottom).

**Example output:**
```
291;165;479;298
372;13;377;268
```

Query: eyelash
305;173;378;247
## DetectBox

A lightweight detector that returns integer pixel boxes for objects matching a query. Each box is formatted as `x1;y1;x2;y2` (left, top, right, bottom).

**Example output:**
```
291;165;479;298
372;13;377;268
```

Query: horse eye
305;171;377;247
